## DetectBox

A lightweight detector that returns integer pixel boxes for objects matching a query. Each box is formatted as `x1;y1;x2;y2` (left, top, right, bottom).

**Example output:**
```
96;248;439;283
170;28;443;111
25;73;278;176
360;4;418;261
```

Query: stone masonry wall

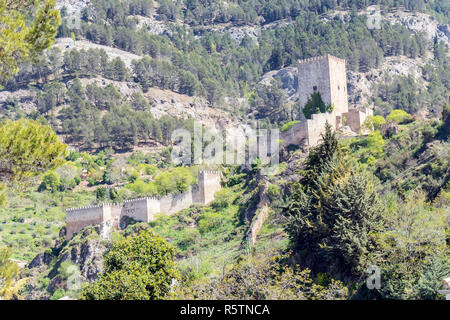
198;171;222;205
159;188;193;215
66;205;105;239
328;55;349;118
65;171;222;239
122;198;152;223
306;112;336;146
343;108;373;133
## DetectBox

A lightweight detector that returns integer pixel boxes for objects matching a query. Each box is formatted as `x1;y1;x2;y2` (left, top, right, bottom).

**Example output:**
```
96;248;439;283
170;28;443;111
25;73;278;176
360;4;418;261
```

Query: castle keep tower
281;54;372;147
196;171;222;204
297;54;348;124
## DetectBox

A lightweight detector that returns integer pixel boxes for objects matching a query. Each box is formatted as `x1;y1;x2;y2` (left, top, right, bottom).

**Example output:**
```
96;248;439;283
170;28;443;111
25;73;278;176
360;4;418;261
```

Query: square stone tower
297;54;348;125
196;171;222;205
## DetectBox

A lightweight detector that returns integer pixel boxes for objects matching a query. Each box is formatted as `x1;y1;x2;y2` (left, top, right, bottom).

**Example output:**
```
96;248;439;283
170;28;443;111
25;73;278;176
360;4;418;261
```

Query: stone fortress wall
65;171;222;239
282;54;372;147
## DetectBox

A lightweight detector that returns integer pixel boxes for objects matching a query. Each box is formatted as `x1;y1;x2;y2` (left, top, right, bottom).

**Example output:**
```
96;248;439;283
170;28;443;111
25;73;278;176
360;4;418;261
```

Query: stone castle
282;54;372;147
65;54;369;239
65;171;221;239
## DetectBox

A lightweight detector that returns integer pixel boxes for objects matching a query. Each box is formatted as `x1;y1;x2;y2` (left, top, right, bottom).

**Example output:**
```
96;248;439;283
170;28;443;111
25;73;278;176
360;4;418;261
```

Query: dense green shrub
50;289;66;300
81;230;179;300
211;188;233;210
267;184;281;201
386;109;413;124
198;210;223;235
177;228;201;251
302;92;333;119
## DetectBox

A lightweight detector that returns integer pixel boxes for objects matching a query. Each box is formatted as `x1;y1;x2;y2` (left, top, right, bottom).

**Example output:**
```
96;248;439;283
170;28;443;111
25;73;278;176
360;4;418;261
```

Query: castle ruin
282;54;372;147
65;171;222;240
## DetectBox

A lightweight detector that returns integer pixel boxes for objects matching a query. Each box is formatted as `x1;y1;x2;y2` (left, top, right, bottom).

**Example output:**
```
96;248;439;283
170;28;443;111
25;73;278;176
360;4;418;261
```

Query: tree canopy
0;119;67;183
0;0;60;83
81;230;179;300
285;123;385;279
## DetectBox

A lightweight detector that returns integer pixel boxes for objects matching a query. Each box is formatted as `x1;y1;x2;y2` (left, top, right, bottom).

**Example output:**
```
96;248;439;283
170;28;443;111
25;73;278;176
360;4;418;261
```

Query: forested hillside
0;0;448;301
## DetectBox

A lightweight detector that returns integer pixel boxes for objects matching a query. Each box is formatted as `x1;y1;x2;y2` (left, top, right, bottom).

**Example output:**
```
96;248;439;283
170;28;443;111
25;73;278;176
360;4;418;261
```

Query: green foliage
281;120;300;133
125;167;196;198
0;247;18;297
81;230;179;300
0;247;25;299
374;191;448;299
226;173;247;187
177;228;201;251
39;171;61;192
0;119;67;183
50;288;66;300
363;115;386;131
286;123;385;278
439;103;450;138
210;188;233;210
0;0;60;83
198;210;223;235
96;186;107;201
126;179;157;196
373;120;449;199
250;81;287;121
417;256;450;300
267;184;281;202
386;109;413;124
365;130;385;158
154;167;195;195
302;92;333;119
175;253;348;300
299;122;340;187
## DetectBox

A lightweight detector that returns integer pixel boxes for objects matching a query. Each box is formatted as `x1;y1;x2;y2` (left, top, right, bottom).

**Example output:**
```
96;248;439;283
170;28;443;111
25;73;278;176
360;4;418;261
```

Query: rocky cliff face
24;218;149;299
24;225;108;300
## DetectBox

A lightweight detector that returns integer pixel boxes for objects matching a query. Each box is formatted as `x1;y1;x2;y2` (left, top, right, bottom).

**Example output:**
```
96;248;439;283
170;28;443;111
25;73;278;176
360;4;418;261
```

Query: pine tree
285;122;384;279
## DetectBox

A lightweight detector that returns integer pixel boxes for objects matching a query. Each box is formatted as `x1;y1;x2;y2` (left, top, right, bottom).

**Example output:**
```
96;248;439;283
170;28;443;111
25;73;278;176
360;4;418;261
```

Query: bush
40;171;61;192
303;92;333;119
177;228;201;250
198;210;222;234
211;188;233;210
96;186;107;201
50;288;66;300
128;169;140;182
126;179;157;196
281;121;300;133
267;184;281;201
154;167;195;195
365;130;385;157
363;115;386;131
143;164;157;175
227;173;247;186
386;109;413;124
80;230;179;300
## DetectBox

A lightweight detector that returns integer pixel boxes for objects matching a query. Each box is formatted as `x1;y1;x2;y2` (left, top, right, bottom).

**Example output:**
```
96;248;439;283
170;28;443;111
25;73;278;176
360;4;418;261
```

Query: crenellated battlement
298;55;327;64
198;170;222;175
298;54;345;65
65;170;222;239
